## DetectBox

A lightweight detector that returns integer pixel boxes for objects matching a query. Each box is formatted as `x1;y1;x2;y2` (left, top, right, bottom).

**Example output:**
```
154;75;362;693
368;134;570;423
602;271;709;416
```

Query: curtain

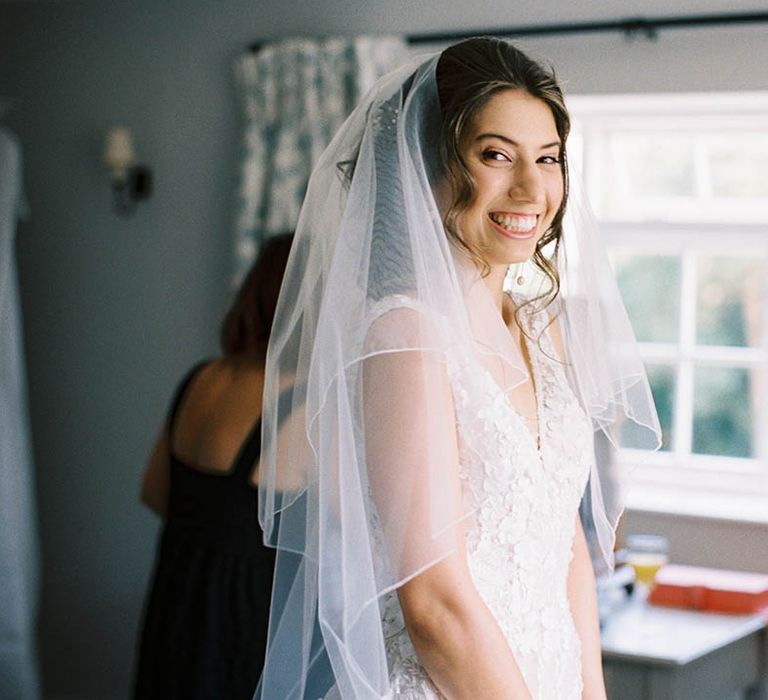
0;126;40;700
233;35;408;280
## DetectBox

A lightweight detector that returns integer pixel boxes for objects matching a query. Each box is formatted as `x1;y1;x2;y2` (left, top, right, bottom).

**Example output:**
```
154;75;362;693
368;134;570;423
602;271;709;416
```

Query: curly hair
436;37;571;317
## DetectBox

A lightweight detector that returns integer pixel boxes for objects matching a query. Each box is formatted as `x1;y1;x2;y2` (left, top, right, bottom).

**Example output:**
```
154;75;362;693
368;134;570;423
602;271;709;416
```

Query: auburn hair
220;232;294;357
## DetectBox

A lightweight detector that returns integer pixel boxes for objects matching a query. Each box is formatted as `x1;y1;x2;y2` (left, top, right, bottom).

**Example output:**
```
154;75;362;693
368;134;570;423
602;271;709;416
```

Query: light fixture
103;126;152;217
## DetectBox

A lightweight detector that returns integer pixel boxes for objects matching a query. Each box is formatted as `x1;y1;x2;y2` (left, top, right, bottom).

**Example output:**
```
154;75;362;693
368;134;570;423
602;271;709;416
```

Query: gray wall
0;1;766;698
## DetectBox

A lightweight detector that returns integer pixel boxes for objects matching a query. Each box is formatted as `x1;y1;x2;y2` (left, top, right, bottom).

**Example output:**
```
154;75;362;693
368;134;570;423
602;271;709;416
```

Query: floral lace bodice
380;300;593;700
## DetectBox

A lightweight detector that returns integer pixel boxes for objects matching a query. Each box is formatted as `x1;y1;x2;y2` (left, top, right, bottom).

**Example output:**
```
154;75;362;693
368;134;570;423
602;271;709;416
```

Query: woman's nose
509;160;545;204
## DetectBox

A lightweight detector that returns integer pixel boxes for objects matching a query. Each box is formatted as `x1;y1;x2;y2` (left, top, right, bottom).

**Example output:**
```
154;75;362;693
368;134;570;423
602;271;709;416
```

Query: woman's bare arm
398;547;534;699
140;426;170;518
567;514;608;700
363;330;533;699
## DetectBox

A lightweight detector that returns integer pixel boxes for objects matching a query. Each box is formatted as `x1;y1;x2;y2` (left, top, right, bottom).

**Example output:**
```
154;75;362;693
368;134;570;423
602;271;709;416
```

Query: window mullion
675;249;697;458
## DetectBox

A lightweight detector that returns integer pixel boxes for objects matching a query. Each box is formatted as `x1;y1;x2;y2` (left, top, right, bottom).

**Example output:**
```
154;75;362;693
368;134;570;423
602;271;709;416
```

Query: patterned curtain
233;36;408;280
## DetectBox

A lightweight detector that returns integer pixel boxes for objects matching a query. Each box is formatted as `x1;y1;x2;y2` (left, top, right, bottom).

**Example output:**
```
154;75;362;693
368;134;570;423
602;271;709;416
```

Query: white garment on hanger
0;125;41;700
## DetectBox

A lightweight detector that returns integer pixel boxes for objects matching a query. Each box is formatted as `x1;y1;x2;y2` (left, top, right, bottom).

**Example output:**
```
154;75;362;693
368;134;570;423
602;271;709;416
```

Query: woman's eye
539;155;561;165
481;149;508;163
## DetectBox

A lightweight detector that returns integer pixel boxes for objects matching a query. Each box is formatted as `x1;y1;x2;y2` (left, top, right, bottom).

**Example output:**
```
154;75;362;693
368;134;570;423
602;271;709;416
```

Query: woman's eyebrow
475;132;561;150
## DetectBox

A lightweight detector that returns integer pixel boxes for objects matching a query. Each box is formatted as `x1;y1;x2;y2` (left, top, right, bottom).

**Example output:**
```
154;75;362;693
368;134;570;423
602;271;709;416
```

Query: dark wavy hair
220;233;294;357
436;37;571;313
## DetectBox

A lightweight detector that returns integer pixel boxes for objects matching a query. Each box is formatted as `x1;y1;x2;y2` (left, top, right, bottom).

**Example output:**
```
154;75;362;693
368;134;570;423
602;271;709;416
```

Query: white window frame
568;93;768;524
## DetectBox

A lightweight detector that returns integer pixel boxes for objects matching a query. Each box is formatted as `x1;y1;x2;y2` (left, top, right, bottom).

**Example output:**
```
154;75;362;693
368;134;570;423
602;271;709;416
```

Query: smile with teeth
489;212;538;238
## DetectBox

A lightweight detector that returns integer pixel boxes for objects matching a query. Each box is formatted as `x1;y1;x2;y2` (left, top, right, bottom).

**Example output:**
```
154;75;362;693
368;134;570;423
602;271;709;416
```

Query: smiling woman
456;90;564;268
254;37;660;700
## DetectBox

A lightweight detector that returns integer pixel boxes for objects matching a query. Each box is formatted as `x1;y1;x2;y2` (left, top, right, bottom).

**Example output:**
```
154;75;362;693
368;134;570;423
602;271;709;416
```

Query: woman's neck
482;264;509;313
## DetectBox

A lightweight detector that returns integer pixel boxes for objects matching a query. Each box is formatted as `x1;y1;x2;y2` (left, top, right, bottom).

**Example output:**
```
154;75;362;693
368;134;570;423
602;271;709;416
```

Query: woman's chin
502;241;538;266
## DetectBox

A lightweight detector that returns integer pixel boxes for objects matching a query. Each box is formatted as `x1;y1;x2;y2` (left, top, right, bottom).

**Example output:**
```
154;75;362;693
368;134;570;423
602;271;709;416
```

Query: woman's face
455;88;564;268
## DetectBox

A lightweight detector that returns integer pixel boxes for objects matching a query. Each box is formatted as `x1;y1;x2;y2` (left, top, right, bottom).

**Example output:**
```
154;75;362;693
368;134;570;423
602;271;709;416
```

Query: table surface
601;596;768;666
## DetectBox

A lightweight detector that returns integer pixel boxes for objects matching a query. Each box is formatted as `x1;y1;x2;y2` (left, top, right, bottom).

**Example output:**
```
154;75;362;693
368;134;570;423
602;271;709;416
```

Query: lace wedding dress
380;300;593;700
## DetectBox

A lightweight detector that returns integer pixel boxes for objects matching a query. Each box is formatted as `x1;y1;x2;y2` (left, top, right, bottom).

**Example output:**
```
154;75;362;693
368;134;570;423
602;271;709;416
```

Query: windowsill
624;483;768;526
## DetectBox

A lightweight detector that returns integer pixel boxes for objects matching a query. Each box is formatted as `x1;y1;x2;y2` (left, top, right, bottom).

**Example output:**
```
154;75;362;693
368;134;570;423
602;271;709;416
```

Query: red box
649;564;768;614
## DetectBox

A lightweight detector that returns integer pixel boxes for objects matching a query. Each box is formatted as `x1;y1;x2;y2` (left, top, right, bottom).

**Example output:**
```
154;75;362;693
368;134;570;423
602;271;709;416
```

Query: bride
255;37;660;699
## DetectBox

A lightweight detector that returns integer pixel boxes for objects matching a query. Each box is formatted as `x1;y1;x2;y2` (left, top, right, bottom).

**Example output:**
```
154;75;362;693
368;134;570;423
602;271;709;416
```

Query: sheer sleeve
255;50;660;699
362;306;465;587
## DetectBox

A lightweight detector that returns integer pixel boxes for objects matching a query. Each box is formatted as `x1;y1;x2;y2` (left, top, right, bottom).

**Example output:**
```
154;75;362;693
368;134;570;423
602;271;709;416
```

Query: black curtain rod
407;11;768;44
250;11;768;53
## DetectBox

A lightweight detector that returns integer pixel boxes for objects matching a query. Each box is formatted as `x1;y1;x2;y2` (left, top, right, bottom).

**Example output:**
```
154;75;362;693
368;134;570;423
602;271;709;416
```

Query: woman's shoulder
364;294;447;354
170;358;215;404
365;293;428;322
171;357;263;415
191;356;266;399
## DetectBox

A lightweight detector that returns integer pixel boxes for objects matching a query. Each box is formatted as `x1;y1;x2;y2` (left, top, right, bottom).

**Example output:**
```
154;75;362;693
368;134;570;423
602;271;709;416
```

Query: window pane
692;366;755;458
604;132;696;198
613;254;680;343
696;255;764;347
708;132;768;198
622;363;675;451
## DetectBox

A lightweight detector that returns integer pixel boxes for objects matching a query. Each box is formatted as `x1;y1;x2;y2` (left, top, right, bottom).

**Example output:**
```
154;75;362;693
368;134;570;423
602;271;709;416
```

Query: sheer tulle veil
255;43;660;699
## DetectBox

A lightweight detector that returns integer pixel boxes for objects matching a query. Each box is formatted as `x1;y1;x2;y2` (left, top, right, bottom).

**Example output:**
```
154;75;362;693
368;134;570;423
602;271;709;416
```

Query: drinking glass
625;534;669;603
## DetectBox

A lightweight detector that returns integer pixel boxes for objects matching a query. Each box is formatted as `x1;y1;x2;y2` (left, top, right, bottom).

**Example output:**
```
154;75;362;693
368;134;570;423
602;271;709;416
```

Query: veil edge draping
255;50;661;699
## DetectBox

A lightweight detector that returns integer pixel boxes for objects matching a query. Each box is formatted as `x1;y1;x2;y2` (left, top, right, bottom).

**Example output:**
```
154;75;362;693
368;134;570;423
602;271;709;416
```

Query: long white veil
255;49;660;699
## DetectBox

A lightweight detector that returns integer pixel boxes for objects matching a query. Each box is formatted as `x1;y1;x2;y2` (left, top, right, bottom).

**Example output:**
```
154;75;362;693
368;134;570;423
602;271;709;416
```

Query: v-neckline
514;328;544;456
496;295;546;458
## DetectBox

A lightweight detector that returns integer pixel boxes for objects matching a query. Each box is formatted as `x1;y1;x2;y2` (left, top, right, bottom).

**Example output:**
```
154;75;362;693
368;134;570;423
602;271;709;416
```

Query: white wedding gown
380;302;593;700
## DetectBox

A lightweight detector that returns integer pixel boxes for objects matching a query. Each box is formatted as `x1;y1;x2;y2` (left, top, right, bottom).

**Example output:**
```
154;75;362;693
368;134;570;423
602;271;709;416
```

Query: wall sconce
103;126;152;217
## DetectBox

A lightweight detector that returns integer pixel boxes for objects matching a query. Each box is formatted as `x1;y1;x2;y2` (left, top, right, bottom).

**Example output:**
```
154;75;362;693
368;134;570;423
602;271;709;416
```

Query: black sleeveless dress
134;361;276;699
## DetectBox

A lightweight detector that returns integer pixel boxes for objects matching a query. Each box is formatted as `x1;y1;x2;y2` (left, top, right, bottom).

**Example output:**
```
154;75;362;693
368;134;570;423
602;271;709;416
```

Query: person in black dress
134;233;294;699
